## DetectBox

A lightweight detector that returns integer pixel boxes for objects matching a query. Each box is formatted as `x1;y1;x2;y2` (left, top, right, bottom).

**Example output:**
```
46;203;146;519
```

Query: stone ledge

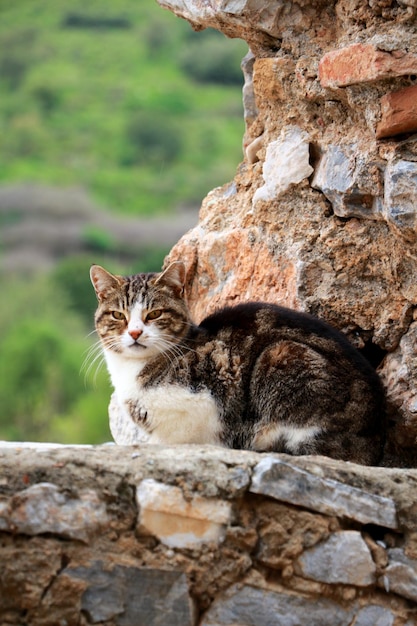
1;443;417;625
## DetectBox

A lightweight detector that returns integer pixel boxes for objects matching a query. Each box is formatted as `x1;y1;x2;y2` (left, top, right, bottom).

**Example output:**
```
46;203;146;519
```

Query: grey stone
384;160;417;240
297;531;376;586
250;457;398;529
68;560;195;626
200;583;356;626
311;144;383;219
157;0;298;40
2;482;108;542
354;605;395;626
253;126;313;205
379;548;417;602
242;50;258;127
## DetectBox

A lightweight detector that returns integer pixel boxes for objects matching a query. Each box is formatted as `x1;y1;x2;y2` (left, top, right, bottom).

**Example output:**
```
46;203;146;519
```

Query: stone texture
383;159;417;242
0;482;108;542
311;144;383;219
242;51;258;130
67;561;196;626
354;606;396;626
252;126;313;205
296;531;376;586
380;548;417;602
250;457;398;529
319;43;417;88
377;84;417;139
156;0;332;53
136;478;232;548
0;444;417;624
379;320;417;455
201;583;357;626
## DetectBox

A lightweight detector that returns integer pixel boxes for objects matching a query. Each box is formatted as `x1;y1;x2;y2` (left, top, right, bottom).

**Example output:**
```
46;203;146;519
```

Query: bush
179;31;245;86
124;110;183;166
0;274;110;443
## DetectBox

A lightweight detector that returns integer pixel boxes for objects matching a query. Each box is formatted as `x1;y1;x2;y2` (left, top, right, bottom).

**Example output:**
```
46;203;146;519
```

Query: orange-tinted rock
319;44;417;88
376;84;417;139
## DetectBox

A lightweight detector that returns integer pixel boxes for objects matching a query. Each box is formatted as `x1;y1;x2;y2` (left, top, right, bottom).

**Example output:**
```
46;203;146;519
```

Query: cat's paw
137;407;148;425
126;400;149;427
108;392;150;445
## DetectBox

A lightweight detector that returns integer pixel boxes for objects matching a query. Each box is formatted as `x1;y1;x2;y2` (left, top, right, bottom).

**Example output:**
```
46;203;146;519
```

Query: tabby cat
90;261;386;465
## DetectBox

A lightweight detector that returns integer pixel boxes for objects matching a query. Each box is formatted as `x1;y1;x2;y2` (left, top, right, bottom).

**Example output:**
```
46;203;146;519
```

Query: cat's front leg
108;391;150;445
125;399;151;431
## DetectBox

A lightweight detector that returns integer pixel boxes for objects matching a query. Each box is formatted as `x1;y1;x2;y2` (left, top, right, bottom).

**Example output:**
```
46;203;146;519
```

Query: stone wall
1;443;417;625
157;0;417;464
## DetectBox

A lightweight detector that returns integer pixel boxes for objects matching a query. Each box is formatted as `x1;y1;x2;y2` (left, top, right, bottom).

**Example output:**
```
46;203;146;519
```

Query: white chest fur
104;351;222;446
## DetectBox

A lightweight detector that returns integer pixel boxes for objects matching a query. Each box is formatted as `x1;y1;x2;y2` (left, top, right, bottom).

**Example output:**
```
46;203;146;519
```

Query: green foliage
124;110;183;167
179;30;244;86
51;256;99;327
0;0;247;215
82;225;117;254
0;274;112;443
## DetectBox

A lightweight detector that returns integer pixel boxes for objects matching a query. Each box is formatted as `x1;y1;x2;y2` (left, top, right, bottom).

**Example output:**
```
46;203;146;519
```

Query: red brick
319;43;417;88
376;84;417;139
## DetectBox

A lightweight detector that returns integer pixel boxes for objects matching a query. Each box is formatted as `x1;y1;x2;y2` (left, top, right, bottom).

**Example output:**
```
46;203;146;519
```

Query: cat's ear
155;261;186;296
90;265;122;301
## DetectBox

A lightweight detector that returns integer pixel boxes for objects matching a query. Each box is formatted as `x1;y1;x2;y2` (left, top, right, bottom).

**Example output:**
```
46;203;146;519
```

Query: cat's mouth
129;342;146;350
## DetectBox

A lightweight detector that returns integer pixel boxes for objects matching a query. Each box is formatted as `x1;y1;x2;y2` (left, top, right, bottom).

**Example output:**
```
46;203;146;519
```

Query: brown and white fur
90;261;386;465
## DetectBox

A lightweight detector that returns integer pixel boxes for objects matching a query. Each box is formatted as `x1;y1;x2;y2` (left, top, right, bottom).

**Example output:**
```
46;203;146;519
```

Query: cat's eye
111;311;126;321
146;309;162;321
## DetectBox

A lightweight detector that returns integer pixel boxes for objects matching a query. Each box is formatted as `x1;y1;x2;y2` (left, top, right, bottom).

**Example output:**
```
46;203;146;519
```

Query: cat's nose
128;329;143;341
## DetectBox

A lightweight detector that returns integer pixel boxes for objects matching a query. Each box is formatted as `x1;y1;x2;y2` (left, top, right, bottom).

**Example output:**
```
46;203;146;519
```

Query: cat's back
199;301;367;365
197;300;384;409
197;301;385;464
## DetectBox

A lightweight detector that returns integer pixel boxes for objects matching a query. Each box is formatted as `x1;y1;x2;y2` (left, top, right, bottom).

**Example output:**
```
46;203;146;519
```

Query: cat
90;261;386;465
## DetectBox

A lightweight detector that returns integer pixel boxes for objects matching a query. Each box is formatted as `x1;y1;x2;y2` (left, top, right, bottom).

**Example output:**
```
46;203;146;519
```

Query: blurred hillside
0;0;246;443
0;0;245;216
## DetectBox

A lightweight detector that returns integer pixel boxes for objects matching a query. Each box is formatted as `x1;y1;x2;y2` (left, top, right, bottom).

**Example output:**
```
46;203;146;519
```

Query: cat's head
90;261;190;360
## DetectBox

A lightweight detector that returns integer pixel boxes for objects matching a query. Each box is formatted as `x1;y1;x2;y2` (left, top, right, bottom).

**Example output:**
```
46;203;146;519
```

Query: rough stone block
68;560;196;626
0;482;108;542
377;84;417;139
296;531;376;586
319;43;417;88
253;125;313;205
157;0;318;44
384;159;417;241
311;144;383;219
380;548;417;602
379;320;417;449
136;478;232;548
201;583;357;626
354;605;396;626
0;540;62;611
250;457;398;529
242;50;258;128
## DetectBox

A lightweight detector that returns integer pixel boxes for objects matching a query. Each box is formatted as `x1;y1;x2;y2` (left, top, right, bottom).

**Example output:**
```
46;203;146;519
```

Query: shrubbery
179;30;245;86
0;0;247;216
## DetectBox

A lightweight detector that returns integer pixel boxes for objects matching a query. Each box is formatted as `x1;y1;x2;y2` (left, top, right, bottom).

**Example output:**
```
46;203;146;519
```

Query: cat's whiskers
81;339;107;386
82;329;126;386
153;332;195;371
